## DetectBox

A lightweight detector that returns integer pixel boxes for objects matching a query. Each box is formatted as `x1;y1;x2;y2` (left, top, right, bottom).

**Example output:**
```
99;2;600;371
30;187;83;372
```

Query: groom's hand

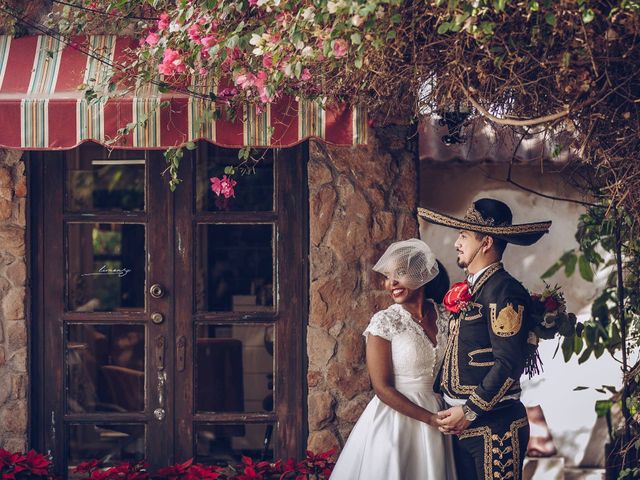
436;406;470;435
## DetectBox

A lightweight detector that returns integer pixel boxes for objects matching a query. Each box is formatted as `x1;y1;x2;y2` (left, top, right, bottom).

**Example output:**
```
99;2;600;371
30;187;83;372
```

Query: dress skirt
330;375;457;480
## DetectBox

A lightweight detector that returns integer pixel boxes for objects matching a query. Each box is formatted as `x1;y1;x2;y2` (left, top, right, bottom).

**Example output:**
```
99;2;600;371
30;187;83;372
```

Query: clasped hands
435;406;470;435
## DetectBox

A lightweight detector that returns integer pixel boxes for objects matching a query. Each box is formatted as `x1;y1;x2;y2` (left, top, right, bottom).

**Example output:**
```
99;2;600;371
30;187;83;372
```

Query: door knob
149;283;165;298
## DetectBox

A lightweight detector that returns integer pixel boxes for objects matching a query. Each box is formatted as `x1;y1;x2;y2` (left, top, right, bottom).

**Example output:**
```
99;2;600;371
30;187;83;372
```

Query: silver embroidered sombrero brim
417;207;552;246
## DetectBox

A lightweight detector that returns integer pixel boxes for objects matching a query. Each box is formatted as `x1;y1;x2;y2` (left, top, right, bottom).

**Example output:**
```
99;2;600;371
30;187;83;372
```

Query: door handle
154;335;167;421
149;283;165;298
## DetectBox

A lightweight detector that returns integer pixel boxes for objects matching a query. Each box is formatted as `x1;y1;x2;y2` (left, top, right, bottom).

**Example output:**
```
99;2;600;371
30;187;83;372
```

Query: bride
330;239;457;480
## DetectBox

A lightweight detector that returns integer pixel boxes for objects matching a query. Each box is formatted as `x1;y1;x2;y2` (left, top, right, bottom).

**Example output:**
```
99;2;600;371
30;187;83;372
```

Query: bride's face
384;275;421;304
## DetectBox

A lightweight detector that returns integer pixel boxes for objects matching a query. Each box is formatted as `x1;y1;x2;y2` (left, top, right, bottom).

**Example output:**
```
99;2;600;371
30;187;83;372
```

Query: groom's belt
443;392;521;407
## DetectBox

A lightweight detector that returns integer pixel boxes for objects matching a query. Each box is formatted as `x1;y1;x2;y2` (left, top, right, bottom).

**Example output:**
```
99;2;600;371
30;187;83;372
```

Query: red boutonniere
444;281;472;314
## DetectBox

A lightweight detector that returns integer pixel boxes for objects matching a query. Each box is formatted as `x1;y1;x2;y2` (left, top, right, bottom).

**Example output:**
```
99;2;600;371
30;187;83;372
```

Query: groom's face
455;229;484;268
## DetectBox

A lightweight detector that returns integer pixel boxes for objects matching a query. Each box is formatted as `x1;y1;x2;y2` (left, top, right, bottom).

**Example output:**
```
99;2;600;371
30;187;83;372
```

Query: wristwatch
462;404;478;422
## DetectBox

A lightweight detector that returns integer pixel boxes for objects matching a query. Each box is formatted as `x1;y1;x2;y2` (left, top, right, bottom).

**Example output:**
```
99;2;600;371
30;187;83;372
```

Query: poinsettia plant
0;449;55;479
59;449;336;480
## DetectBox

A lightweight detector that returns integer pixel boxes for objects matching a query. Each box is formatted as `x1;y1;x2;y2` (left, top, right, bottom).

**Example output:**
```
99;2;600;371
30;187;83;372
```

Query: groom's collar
468;262;503;296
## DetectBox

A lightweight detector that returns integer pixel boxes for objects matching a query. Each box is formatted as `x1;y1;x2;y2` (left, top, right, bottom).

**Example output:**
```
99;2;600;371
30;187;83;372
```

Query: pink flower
235;72;256;89
187;24;201;42
201;35;217;48
219;87;238;98
145;32;160;46
210;175;237;199
158;48;184;76
199;67;208;76
157;12;170;31
249;0;258;5
332;38;348;58
300;68;311;81
262;54;273;69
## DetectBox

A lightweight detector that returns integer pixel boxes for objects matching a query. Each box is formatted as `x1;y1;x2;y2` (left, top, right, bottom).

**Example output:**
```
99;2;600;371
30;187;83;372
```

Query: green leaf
386;30;396;40
595;399;613;417
354;56;363;69
578;255;594;282
351;32;362;45
573;386;589;391
437;22;451;34
578;345;593;364
582;8;595;23
565;252;577;276
545;13;557;27
185;141;197;150
390;13;402;23
541;261;562;279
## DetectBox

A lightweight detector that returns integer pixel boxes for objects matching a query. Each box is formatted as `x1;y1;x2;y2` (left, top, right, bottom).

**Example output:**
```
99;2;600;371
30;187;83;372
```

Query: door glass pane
68;424;145;477
67;324;145;413
195;145;273;212
195;423;275;464
195;325;274;413
66;159;145;212
195;224;273;312
67;223;145;312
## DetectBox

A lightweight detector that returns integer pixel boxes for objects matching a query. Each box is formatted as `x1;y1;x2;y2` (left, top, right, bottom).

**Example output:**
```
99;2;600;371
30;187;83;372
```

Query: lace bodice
363;302;449;379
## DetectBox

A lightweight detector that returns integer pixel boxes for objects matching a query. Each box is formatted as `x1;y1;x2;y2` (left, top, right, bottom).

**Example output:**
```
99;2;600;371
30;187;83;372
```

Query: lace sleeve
363;307;404;341
435;303;451;345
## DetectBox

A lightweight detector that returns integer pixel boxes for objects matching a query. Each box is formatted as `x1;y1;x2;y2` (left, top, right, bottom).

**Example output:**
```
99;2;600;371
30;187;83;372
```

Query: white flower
249;33;262;46
327;1;339;14
252;46;264;56
257;0;269;6
295;40;305;50
352;14;364;27
283;63;293;77
301;45;314;57
169;21;180;33
302;7;315;21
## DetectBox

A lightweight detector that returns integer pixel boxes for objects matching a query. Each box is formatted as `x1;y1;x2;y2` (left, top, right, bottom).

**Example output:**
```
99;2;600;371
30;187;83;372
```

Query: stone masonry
306;126;418;453
0;149;28;452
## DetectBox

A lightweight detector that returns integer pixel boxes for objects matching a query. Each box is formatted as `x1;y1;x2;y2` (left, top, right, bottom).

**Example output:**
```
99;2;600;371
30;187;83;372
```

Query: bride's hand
422;412;439;428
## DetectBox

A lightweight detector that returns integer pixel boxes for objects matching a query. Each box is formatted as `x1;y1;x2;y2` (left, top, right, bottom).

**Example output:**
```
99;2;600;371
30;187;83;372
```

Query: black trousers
452;400;529;480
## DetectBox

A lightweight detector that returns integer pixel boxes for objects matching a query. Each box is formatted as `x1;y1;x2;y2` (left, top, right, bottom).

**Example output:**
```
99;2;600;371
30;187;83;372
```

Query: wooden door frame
28;147;175;474
172;142;309;461
28;142;309;467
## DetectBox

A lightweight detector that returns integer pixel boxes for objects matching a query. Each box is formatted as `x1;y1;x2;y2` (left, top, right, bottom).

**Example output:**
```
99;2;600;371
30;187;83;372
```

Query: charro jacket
436;262;531;417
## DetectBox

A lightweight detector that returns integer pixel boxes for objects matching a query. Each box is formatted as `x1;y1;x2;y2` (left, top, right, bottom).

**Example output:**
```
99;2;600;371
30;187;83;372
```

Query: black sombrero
418;198;551;246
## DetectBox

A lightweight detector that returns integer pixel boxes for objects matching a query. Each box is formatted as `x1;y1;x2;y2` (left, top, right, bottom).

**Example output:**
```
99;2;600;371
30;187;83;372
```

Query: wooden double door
30;143;307;476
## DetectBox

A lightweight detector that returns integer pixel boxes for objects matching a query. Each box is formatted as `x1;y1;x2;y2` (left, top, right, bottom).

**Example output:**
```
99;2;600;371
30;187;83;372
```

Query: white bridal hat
372;238;439;290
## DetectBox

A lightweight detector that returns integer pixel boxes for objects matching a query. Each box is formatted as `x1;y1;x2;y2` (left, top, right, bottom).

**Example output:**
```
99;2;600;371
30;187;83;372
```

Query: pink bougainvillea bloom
262;54;273;69
210;175;237;199
301;68;312;81
158;48;184;76
187;24;201;42
157;12;170;30
235;72;257;90
201;35;217;48
219;87;238;98
249;0;258;5
199;67;208;76
332;38;348;58
145;32;159;46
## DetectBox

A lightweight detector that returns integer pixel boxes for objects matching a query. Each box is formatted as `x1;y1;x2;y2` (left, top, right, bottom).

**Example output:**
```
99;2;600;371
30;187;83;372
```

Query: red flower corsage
443;281;472;314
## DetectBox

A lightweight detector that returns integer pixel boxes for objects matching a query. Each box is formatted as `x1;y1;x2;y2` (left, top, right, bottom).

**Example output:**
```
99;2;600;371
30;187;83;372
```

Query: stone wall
306;127;419;453
0;149;28;451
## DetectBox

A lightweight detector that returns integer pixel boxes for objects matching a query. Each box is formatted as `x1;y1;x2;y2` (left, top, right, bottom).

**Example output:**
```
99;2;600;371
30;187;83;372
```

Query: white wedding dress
330;301;457;480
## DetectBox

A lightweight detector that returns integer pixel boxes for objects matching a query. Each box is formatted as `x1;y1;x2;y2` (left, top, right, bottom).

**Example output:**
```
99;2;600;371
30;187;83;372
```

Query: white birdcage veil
372;238;439;290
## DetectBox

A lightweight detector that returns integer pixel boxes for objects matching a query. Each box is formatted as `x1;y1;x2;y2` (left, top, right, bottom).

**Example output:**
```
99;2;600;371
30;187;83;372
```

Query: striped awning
0;35;367;150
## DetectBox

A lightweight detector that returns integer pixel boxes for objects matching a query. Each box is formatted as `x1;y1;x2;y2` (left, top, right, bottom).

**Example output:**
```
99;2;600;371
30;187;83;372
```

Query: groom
418;198;551;480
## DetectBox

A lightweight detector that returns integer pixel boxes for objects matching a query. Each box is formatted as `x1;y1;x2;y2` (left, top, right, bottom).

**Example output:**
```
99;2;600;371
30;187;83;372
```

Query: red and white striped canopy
0;35;367;150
